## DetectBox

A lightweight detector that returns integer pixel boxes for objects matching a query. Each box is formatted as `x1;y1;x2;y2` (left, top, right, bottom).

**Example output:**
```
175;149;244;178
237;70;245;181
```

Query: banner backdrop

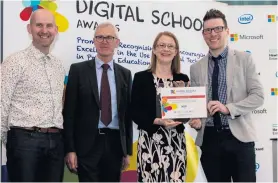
226;6;277;181
1;1;277;182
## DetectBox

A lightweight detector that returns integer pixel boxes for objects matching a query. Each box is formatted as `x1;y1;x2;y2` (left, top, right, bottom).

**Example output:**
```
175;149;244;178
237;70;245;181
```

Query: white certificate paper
160;87;207;119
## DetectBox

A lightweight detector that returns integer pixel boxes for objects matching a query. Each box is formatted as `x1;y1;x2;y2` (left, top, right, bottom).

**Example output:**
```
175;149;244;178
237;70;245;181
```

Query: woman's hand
154;118;182;129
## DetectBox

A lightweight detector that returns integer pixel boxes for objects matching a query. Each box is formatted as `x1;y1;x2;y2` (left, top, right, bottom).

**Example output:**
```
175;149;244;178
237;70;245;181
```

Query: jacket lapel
226;49;236;101
200;55;209;103
200;55;209;86
88;59;100;108
148;71;156;97
114;63;122;113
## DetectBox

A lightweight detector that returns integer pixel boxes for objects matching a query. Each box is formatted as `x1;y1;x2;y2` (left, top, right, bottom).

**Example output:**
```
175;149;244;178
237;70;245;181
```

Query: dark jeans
201;127;256;182
6;128;65;182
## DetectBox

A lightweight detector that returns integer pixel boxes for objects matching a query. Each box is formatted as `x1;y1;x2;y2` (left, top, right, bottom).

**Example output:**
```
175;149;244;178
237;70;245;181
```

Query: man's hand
188;118;202;130
65;152;78;174
208;101;230;116
122;156;130;171
173;80;190;87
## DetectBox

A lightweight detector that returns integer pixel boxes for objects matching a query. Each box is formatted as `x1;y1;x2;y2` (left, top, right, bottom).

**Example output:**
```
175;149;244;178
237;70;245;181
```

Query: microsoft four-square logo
271;88;278;96
268;15;276;22
230;34;238;41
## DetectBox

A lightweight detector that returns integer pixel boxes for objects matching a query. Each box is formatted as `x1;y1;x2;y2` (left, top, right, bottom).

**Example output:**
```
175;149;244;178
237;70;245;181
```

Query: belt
98;128;119;135
206;126;231;133
10;126;61;133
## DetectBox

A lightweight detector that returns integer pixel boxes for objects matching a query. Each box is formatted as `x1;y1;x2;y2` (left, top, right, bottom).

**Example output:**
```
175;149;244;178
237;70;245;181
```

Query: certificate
160;87;207;119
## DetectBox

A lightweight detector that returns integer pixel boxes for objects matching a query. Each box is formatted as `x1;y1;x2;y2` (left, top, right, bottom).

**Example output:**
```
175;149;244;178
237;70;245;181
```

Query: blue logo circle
238;14;254;24
255;163;260;172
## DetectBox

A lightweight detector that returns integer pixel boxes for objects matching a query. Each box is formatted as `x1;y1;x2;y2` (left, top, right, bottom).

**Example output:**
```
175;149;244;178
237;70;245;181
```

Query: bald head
27;9;58;54
30;9;56;26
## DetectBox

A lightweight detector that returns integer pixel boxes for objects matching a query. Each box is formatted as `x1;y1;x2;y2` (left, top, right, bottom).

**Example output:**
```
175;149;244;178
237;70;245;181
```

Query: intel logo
238;14;253;24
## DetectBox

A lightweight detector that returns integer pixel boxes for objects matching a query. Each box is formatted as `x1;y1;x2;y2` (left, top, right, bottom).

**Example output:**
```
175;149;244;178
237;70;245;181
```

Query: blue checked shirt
206;46;229;128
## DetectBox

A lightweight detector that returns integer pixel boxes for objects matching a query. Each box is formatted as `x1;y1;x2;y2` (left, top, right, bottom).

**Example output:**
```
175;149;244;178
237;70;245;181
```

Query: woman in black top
131;31;191;182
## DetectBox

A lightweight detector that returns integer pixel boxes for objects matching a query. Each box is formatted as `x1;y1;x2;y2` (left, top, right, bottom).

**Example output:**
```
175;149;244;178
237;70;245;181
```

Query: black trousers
6;128;64;182
201;127;256;182
77;129;123;182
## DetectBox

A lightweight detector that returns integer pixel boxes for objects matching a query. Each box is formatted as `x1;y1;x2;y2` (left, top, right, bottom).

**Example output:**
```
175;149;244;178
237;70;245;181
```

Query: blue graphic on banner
238;14;253;24
255;163;260;172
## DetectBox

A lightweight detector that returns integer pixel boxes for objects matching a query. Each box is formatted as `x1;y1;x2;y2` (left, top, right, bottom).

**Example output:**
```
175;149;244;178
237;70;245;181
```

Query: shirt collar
95;56;114;71
208;46;228;60
28;44;54;61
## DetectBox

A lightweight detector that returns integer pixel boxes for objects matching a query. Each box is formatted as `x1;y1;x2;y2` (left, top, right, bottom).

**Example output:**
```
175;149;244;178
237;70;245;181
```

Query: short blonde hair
149;31;181;74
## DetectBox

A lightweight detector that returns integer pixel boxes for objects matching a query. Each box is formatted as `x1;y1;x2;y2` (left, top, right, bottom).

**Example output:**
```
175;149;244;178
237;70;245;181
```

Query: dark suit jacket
63;58;133;157
131;69;190;135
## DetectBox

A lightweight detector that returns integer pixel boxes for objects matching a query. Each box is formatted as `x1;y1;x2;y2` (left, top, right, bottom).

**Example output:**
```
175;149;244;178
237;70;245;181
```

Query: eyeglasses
202;26;226;35
94;35;118;43
156;43;176;50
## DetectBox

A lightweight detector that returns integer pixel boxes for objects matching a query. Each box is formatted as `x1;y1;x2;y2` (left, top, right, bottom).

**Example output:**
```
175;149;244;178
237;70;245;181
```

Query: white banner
227;6;277;182
2;1;277;182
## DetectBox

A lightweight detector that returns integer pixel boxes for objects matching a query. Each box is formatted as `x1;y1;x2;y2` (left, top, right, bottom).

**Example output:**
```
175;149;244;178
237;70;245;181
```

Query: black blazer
63;58;133;157
131;69;190;135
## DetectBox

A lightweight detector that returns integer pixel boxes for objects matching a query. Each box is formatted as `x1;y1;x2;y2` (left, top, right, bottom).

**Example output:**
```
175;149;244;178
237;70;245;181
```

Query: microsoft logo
268;15;276;22
271;88;278;96
230;34;239;41
230;33;263;42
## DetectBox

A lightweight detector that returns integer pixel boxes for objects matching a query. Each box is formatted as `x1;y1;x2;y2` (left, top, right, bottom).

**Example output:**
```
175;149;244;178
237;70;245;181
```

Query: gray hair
94;22;119;38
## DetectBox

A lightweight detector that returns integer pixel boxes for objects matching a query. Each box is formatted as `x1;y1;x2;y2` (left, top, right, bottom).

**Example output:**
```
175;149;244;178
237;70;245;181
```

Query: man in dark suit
63;22;133;182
